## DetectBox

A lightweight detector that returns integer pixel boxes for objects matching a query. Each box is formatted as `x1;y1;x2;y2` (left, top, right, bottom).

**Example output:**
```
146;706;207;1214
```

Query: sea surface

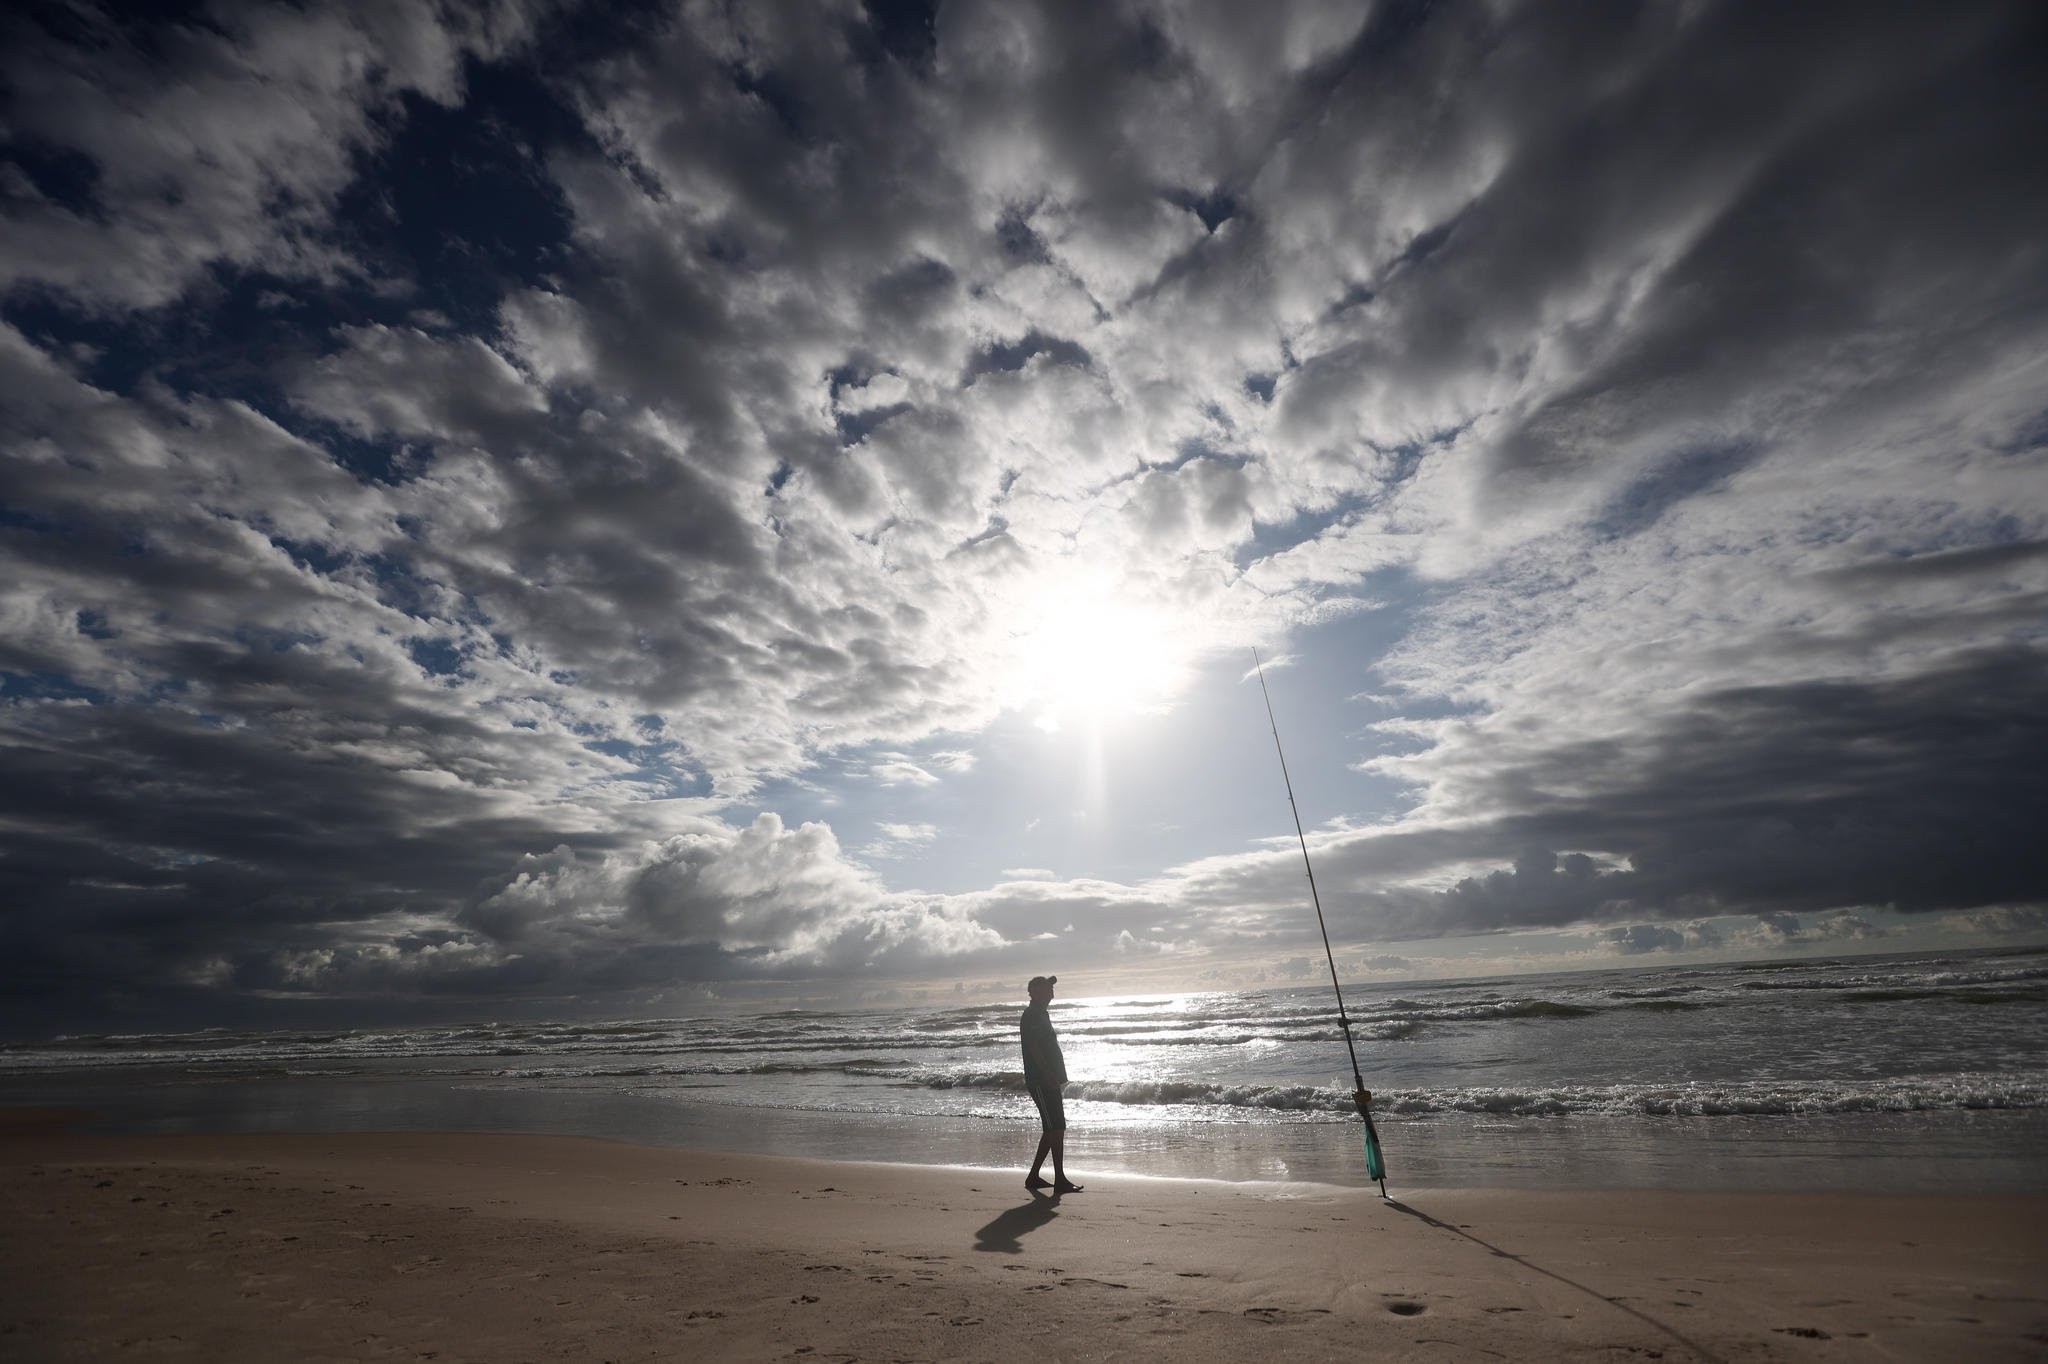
6;946;2045;1193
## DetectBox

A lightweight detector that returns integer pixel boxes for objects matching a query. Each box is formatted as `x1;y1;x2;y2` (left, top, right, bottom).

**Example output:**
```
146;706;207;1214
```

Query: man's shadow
972;1189;1062;1253
1385;1199;1723;1364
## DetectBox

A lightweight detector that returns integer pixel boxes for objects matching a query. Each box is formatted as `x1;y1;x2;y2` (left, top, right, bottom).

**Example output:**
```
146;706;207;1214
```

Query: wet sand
2;1118;2042;1360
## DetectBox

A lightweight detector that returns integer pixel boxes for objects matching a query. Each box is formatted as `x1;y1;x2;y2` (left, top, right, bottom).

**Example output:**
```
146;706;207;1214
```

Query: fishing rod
1253;648;1389;1196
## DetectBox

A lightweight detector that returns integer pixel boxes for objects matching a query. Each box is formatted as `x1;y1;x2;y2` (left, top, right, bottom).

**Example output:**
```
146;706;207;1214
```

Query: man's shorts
1028;1082;1066;1133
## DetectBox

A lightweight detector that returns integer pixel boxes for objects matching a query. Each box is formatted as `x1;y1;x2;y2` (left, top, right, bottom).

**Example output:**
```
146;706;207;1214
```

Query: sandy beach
1;1113;2042;1361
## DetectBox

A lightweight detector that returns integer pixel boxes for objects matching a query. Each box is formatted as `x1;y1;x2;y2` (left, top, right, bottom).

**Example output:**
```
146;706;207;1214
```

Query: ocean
6;946;2044;1193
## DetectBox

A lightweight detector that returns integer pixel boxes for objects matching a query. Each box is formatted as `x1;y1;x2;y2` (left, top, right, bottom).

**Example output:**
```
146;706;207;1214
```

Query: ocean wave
903;1069;1030;1092
484;1058;917;1081
1062;1020;1223;1038
901;1072;1365;1110
1430;1000;1600;1021
1068;1079;1349;1111
890;1071;2046;1119
1924;966;2048;987
1733;961;2048;995
4;953;2040;1096
0;1031;1004;1070
1840;988;2045;1005
1384;1080;2047;1118
1094;1020;1422;1045
0;995;1633;1073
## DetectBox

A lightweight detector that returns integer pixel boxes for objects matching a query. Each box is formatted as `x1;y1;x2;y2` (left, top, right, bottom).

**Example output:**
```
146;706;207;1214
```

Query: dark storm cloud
1158;644;2048;947
2;0;2044;1027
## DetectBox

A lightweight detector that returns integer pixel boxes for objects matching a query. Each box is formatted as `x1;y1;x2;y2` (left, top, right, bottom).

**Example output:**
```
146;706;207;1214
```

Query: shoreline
12;1072;2048;1198
4;1118;2043;1360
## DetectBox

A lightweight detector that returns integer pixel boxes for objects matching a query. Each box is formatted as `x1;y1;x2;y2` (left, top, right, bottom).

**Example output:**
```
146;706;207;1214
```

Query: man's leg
1027;1086;1056;1188
1045;1090;1080;1192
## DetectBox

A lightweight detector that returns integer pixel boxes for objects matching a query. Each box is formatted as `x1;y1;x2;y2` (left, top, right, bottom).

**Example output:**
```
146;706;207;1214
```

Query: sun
1008;578;1192;729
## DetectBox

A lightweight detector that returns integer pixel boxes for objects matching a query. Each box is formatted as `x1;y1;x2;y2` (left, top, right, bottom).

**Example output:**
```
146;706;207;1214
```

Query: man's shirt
1020;1003;1066;1088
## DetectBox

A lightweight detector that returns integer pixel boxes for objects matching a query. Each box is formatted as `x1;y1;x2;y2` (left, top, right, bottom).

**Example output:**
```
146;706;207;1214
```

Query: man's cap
1027;975;1057;992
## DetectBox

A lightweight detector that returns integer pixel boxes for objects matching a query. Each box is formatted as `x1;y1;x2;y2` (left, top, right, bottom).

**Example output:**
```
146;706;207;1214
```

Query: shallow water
6;946;2045;1192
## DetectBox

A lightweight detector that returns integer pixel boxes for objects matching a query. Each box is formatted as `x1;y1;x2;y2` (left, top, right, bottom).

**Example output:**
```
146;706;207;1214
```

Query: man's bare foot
1052;1180;1084;1193
1025;1175;1053;1190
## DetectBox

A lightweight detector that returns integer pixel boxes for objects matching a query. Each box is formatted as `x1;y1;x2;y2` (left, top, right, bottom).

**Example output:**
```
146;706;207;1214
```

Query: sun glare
1010;583;1191;728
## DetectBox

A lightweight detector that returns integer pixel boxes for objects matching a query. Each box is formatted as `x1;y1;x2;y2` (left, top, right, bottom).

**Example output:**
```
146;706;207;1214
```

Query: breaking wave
890;1071;2048;1119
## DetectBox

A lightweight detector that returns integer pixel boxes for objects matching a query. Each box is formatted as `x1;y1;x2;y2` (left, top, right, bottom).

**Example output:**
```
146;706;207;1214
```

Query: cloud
1115;928;1178;956
1604;924;1687;955
859;821;940;860
865;758;943;787
220;811;1009;1001
1729;910;1886;951
1;2;540;308
459;812;998;971
2;0;2043;1028
291;324;548;443
1939;905;2048;938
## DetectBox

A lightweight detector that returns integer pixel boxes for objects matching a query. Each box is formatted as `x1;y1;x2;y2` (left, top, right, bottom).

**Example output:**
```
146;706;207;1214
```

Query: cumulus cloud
1;1;541;307
1727;910;1886;951
1605;924;1687;955
457;813;999;977
1939;905;2048;938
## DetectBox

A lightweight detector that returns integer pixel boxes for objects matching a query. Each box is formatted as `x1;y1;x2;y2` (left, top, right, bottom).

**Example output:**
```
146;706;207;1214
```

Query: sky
2;0;2046;1035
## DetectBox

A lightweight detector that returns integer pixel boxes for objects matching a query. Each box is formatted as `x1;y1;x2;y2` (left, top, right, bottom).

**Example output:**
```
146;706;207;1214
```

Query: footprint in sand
1243;1307;1333;1322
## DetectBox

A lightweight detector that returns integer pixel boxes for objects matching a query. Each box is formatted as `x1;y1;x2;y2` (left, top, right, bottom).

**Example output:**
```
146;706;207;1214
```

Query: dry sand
2;1113;2043;1361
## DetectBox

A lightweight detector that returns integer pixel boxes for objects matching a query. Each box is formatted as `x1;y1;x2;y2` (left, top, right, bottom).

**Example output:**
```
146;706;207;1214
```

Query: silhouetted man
1021;974;1081;1192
